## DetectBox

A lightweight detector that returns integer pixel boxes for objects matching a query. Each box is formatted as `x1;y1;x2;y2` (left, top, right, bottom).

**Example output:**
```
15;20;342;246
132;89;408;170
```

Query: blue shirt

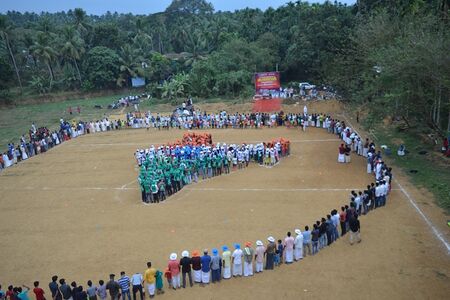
118;276;130;291
200;255;211;272
18;291;30;300
302;230;312;244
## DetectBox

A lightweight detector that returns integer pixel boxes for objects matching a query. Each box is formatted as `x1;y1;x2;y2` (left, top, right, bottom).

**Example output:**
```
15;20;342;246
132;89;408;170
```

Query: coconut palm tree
0;15;22;91
59;25;85;83
30;32;57;87
116;44;145;87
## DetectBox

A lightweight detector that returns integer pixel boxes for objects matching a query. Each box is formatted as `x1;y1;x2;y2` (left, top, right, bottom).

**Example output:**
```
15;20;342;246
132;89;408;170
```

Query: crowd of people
0;151;393;299
135;132;291;203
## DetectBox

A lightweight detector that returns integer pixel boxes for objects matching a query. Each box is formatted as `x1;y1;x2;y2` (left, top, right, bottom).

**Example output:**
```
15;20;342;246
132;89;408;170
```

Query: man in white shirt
375;182;382;208
130;272;143;300
231;244;243;277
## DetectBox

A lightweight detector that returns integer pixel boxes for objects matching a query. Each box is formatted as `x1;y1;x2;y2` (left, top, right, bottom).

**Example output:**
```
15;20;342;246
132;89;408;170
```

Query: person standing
191;250;202;284
339;207;347;235
349;214;361;245
265;237;276;270
130;272;143;300
95;281;106;300
283;232;295;264
221;246;232;279
105;274;120;300
86;281;97;300
302;226;312;256
180;250;193;288
32;282;44;300
144;262;156;298
294;229;303;261
254;240;265;273
210;249;222;283
200;250;211;286
59;279;72;300
311;224;320;255
117;272;131;300
168;253;181;290
49;276;62;300
231;244;243;277
243;242;254;277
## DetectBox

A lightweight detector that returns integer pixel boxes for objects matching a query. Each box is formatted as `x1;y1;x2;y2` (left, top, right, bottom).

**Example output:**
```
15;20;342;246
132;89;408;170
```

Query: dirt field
0;101;449;299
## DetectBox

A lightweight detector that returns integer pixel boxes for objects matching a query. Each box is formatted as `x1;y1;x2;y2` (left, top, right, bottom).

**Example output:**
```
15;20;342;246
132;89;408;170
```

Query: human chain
135;133;291;204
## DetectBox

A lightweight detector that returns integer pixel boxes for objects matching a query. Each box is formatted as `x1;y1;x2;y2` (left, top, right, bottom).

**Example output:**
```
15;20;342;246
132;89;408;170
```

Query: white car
299;82;316;90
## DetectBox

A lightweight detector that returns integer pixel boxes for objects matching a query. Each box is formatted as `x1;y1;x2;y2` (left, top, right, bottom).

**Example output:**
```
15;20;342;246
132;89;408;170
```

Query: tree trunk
73;59;82;83
6;36;23;92
46;62;54;87
447;110;450;133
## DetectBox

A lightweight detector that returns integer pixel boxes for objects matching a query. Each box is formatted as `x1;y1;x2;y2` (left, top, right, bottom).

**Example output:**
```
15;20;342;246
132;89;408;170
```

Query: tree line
0;0;449;132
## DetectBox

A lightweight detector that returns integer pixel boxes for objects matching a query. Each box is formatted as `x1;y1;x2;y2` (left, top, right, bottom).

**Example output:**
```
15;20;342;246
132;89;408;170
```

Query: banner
131;77;146;87
255;72;280;91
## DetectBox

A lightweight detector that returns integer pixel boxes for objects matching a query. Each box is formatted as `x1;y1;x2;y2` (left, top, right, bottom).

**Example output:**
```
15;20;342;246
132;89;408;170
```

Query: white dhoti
255;262;264;273
193;270;202;282
146;283;155;296
363;148;368;157
285;249;294;263
223;266;231;279
294;246;303;260
243;262;253;277
201;271;210;283
21;149;28;160
367;163;372;174
233;263;242;276
338;153;345;163
345;155;351;163
172;274;181;288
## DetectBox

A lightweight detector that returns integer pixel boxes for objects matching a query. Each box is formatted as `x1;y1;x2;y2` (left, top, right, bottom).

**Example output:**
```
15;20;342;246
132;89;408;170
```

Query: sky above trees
1;0;356;14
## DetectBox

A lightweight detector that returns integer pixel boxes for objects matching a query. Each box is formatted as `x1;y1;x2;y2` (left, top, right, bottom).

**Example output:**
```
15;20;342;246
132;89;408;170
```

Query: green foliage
83;46;121;89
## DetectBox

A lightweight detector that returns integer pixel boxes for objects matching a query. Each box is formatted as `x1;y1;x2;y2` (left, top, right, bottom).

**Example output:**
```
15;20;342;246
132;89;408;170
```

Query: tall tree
0;15;22;91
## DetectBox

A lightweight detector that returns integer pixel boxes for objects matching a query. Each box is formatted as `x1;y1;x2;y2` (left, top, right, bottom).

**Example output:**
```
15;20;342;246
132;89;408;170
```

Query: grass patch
371;126;450;213
0;94;244;151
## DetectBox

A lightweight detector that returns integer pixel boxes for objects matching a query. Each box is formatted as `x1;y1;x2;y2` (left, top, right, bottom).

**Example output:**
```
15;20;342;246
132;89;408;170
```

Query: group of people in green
136;139;290;203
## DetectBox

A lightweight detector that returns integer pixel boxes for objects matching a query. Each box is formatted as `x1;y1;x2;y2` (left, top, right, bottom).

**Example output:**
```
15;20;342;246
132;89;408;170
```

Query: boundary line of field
341;114;450;254
67;138;341;147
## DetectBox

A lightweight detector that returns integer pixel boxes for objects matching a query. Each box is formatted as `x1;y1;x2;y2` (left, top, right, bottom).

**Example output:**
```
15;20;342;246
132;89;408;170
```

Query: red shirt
33;288;45;300
168;260;180;276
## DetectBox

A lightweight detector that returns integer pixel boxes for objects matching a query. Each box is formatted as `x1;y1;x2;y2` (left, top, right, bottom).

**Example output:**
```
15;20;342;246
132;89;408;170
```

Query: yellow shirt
144;268;156;284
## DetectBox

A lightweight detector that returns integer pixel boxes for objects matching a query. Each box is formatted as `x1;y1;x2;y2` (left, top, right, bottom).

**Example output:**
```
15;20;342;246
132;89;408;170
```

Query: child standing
274;240;284;266
164;268;172;290
155;270;164;295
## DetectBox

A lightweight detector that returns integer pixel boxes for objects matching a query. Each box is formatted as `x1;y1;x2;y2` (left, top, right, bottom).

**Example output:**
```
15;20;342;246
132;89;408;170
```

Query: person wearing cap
179;251;193;288
168;253;181;290
210;249;222;283
265;237;276;270
200;250;211;286
144;262;156;298
284;232;295;264
191;250;202;284
294;229;303;261
231;244;243;277
255;241;265;273
221;246;232;279
105;274;120;300
243;242;254;277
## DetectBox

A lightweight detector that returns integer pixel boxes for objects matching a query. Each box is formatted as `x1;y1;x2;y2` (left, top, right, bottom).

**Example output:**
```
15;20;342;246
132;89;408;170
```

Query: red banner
255;72;280;91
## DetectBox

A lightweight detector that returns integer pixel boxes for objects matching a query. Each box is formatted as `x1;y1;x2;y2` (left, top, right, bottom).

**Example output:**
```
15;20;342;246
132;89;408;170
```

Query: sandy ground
0;101;449;299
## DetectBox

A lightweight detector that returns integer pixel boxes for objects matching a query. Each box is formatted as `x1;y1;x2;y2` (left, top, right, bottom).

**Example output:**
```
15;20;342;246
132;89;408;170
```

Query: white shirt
131;273;143;285
232;249;243;264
